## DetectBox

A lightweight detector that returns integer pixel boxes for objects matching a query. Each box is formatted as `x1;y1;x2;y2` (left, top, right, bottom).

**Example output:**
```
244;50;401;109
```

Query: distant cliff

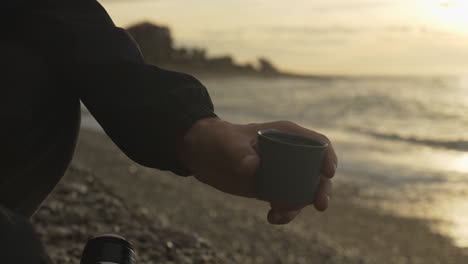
126;22;280;76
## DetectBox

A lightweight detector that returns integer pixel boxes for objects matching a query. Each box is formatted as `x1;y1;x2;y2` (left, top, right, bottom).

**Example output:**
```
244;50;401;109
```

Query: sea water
204;75;468;247
81;74;468;247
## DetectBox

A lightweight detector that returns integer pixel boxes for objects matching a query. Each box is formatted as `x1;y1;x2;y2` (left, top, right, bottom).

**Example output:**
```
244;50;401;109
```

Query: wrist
180;117;224;170
187;117;224;133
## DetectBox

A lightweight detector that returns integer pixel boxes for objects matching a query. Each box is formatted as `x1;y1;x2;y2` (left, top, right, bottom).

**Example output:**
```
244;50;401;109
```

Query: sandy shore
33;129;468;263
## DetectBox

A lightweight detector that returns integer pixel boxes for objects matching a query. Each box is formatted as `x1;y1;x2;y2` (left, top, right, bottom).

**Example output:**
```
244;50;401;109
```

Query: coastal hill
126;22;281;76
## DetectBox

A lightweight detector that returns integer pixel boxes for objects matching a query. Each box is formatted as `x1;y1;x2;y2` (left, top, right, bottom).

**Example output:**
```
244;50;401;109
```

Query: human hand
180;118;338;225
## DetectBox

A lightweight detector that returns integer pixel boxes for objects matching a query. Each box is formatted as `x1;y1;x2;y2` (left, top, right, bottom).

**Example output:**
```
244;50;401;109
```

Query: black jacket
1;2;216;259
4;0;217;176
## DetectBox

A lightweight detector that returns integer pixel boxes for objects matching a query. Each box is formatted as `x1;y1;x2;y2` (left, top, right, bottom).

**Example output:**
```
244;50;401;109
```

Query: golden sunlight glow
100;0;468;75
453;153;468;173
425;152;468;175
421;1;468;33
435;196;468;247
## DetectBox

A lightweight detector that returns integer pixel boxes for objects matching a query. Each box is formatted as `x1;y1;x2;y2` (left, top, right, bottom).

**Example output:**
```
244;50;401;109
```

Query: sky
99;0;468;76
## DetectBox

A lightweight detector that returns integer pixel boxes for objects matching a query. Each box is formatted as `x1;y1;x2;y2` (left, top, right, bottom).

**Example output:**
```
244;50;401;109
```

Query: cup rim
257;129;328;149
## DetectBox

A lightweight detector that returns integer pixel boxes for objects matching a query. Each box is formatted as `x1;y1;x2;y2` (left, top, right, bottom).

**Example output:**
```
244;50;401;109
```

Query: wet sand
35;129;468;263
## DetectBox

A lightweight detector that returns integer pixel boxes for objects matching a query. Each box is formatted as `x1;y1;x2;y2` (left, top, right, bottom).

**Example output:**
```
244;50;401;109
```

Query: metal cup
254;129;328;205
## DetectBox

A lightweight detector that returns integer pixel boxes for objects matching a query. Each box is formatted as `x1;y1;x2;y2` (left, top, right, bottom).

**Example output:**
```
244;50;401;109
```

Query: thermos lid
80;234;135;264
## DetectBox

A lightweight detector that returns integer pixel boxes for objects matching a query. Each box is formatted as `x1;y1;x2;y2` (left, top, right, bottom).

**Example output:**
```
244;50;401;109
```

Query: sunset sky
99;0;468;76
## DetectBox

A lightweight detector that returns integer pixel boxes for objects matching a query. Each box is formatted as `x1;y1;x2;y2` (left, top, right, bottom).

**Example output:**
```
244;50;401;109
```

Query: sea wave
349;128;468;152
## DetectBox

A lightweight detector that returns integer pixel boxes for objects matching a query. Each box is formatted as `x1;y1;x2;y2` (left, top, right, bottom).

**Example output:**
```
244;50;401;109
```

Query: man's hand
180;118;338;225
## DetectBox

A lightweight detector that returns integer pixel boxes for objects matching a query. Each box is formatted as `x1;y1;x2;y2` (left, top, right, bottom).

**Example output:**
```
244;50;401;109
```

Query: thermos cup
254;129;328;205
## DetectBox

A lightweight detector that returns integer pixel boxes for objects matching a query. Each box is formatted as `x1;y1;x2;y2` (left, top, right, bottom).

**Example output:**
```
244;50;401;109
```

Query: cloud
249;0;395;13
262;25;416;35
439;1;458;8
264;25;358;35
382;26;413;33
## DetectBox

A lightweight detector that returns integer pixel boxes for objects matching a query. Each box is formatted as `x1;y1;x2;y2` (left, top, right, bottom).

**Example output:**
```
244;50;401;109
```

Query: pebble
32;170;233;264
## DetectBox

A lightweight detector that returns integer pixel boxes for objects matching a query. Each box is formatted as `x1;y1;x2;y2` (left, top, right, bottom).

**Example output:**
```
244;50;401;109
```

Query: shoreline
34;129;468;263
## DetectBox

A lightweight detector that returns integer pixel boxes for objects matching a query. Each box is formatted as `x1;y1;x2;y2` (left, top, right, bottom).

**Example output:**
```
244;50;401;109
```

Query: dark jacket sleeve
0;206;51;264
11;0;217;175
77;63;217;176
73;2;217;176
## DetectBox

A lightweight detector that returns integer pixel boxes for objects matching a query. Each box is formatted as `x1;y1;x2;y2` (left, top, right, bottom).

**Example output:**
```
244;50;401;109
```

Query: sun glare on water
420;0;468;33
454;153;468;173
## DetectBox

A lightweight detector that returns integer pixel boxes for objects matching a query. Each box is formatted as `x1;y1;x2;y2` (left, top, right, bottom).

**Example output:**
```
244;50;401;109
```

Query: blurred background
75;0;468;263
101;0;468;76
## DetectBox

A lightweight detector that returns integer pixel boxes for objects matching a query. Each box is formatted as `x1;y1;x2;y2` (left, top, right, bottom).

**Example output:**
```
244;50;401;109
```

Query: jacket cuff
167;108;218;176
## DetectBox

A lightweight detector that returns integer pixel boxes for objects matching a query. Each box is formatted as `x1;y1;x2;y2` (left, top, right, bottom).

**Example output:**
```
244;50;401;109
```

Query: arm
16;0;338;224
77;63;217;175
11;0;217;175
67;2;218;175
0;206;51;264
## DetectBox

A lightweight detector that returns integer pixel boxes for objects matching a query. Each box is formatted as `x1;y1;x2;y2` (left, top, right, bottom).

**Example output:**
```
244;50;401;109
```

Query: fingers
321;144;338;179
314;177;333;211
268;203;306;225
267;209;301;225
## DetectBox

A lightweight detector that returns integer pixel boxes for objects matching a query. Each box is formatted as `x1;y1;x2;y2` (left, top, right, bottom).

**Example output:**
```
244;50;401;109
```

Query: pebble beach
31;129;468;263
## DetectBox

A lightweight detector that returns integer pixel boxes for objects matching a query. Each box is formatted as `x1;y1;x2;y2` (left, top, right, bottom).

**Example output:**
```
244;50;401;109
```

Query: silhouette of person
1;0;337;262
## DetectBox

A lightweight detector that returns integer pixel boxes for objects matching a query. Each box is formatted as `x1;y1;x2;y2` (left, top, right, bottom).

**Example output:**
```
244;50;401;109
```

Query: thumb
240;153;260;177
227;132;260;177
268;203;305;225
